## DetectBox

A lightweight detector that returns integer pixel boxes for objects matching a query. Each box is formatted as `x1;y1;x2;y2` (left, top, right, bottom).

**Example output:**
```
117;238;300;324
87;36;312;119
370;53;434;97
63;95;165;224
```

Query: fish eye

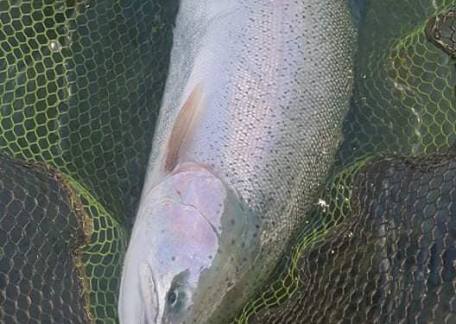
166;286;188;312
165;270;191;313
167;289;179;306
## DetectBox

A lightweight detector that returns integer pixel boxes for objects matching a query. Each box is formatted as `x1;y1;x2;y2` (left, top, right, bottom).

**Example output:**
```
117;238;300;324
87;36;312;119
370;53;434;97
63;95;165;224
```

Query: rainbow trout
119;1;355;323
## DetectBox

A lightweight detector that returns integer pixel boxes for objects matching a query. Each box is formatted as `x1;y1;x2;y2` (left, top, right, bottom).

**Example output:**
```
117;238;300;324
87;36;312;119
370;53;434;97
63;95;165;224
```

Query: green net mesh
338;1;455;163
0;157;89;324
0;0;176;225
0;0;176;322
0;156;127;323
237;0;456;322
0;0;455;323
249;152;456;323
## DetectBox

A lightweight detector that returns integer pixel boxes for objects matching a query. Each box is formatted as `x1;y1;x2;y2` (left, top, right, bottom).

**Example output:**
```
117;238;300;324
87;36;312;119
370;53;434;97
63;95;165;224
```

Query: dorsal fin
164;85;203;172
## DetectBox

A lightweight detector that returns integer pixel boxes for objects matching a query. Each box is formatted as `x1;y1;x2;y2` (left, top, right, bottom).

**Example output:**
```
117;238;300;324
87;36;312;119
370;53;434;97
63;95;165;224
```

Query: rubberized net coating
0;0;176;322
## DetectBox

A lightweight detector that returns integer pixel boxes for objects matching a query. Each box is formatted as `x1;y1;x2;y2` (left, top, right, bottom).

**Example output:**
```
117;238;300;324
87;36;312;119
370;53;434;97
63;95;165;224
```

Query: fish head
119;162;260;323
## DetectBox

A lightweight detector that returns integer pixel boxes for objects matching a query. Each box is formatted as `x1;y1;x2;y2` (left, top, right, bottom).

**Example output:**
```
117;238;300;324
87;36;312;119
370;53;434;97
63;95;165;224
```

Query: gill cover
120;77;260;323
119;163;260;323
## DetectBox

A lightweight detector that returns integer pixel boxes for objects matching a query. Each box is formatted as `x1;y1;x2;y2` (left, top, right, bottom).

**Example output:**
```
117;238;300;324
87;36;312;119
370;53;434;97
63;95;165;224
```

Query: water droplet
48;40;62;53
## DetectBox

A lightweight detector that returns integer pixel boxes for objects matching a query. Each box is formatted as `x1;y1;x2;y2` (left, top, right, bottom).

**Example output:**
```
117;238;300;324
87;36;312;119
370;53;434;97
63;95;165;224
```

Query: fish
119;0;355;323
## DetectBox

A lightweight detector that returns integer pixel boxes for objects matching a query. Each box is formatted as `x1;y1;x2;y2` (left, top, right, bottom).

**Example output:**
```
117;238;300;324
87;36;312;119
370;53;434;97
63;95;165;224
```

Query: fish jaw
119;163;260;323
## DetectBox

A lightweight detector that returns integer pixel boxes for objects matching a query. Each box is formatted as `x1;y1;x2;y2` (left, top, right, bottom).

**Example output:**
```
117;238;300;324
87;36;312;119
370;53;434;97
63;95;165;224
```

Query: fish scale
146;0;354;243
120;1;355;323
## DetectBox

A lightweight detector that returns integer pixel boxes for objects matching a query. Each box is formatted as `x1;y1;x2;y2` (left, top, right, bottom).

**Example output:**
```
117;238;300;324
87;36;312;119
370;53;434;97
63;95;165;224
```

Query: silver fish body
119;0;355;323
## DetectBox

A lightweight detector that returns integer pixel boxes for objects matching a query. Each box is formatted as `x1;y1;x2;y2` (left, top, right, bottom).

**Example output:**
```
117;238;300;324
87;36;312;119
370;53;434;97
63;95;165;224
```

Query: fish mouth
139;263;162;324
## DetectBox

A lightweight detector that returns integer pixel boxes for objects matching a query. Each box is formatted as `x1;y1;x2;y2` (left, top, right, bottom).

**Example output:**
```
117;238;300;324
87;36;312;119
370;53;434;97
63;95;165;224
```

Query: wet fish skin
119;0;355;323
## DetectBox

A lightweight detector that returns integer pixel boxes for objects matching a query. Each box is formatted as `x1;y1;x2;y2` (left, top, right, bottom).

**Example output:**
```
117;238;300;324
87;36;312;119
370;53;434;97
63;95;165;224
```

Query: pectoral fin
164;85;203;172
